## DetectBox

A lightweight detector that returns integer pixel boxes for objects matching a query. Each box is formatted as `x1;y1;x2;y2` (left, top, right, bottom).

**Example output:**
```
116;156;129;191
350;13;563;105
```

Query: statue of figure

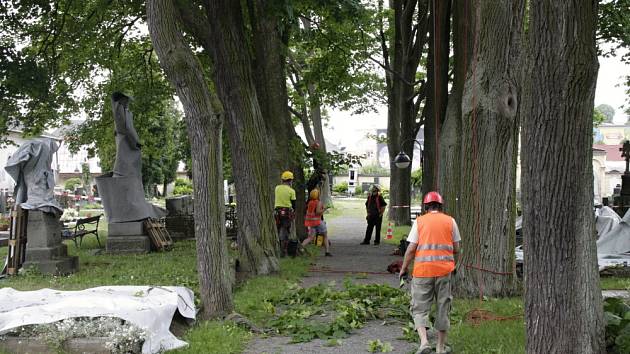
96;92;166;223
112;92;142;177
4;138;62;217
622;140;630;174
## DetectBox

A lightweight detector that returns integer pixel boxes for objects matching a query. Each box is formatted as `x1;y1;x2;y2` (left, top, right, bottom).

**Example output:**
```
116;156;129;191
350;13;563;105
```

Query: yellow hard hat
281;171;294;181
309;189;320;200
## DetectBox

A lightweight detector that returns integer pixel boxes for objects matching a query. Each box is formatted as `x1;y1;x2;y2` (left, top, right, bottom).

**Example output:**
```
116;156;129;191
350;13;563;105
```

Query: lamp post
393;139;423;170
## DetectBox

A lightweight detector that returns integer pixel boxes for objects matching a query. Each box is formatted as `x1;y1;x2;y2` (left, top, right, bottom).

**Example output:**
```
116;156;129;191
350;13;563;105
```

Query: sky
323;51;629;148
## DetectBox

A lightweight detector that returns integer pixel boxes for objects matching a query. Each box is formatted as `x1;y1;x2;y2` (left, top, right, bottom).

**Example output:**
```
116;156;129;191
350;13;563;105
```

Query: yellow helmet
281;171;294;181
309;189;320;200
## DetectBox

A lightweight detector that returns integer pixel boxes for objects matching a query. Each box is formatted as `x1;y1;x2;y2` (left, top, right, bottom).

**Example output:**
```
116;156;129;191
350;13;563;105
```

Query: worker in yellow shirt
274;171;296;257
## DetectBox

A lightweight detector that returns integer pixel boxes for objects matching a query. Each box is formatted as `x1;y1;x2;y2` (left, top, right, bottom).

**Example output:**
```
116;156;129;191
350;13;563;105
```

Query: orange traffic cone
386;222;393;240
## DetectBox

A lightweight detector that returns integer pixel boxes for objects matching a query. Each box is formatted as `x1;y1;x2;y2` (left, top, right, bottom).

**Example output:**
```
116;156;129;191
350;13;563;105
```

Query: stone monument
96;92;166;253
165;195;195;241
4;139;78;275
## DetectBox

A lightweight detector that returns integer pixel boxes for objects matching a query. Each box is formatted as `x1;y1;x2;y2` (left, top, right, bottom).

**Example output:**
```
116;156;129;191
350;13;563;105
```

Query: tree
245;0;308;241
521;1;604;352
147;0;233;318
185;0;280;274
596;104;615;123
381;0;430;226
446;1;524;297
593;108;606;128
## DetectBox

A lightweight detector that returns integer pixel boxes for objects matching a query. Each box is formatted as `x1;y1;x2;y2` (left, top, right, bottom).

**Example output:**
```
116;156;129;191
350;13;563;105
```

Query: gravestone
95;92;166;253
4;139;78;275
21;211;79;274
165;196;194;241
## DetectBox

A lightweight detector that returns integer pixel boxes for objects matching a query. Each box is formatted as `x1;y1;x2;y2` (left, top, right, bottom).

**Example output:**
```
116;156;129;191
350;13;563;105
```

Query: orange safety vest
413;212;455;278
304;200;321;227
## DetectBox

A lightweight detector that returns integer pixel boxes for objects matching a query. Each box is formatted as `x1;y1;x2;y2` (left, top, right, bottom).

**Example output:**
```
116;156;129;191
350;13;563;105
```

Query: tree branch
173;0;213;50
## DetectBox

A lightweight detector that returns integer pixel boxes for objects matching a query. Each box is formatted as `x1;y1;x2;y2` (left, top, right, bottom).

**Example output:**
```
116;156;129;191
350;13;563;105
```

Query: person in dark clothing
361;185;387;245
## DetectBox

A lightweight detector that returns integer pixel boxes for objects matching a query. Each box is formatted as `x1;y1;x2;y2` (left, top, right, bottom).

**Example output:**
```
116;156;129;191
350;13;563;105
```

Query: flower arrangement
60;208;79;222
0;215;10;231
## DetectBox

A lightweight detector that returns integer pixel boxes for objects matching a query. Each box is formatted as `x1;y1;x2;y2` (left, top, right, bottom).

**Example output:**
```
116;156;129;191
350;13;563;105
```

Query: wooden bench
62;214;102;248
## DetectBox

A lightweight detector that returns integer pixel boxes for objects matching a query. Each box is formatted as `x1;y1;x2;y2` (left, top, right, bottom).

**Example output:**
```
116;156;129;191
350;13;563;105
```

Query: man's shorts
308;221;327;236
410;274;452;331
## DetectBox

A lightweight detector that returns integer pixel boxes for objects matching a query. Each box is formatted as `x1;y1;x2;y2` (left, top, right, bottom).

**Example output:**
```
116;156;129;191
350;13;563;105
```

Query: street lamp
393;139;423;169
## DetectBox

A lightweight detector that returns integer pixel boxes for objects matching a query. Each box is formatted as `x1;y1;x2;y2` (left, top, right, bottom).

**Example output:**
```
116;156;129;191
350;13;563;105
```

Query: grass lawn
601;276;630;290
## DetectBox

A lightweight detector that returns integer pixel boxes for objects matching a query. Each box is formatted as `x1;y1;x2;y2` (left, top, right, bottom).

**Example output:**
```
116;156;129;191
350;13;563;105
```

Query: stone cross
621;140;630;174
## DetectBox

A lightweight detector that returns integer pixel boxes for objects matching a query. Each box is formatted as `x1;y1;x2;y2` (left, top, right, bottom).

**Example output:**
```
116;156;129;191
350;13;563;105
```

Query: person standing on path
399;191;460;354
274;171;296;257
302;189;332;256
361;185;387;245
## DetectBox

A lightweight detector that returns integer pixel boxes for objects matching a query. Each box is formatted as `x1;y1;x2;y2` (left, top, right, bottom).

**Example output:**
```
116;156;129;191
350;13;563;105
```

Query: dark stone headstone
21;211;78;275
106;221;150;254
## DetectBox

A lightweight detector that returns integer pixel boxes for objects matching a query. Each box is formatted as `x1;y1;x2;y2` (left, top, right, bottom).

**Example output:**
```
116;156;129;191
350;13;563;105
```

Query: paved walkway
244;202;417;354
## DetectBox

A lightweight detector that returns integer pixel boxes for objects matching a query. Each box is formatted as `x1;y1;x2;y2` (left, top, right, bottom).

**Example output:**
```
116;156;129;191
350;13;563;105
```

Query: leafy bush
604;297;630;353
411;169;422;188
64;178;82;192
333;182;348;194
174;178;193;196
354;185;363;195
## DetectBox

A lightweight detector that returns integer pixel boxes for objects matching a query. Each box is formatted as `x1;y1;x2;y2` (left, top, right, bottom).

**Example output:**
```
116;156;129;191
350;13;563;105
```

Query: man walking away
399;191;460;354
274;171;296;257
361;185;387;245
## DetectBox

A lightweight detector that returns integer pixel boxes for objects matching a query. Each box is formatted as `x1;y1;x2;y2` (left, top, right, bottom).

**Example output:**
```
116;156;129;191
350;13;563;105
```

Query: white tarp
597;208;630;255
596;206;622;236
0;286;195;353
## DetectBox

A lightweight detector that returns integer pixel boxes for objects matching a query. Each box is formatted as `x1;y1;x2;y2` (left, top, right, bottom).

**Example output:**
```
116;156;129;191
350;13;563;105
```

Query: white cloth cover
0;286;195;354
597;208;630;255
596;206;622;237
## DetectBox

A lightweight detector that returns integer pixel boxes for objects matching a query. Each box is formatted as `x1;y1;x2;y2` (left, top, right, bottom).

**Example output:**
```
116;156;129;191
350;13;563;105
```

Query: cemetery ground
0;199;628;353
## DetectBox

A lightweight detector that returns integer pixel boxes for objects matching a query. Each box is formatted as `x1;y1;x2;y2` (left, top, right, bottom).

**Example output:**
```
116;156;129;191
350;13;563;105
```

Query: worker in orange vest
302;189;332;256
399;191;461;354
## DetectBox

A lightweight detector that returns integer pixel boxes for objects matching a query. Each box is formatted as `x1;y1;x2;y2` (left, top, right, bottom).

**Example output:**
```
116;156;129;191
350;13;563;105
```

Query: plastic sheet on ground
0;286;195;353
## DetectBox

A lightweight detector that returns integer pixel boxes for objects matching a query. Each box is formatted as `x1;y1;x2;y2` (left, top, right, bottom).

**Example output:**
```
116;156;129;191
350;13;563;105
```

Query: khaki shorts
410;274;452;331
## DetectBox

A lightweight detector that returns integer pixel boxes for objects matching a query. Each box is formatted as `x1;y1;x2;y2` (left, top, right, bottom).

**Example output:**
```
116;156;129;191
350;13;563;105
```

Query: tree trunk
204;0;279;275
522;1;604;352
454;0;522;297
146;0;233;318
248;0;307;240
422;0;450;195
438;0;473;219
386;0;430;226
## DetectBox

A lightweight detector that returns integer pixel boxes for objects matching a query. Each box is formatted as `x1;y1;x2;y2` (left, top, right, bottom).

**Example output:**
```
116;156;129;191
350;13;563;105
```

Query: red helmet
423;191;443;205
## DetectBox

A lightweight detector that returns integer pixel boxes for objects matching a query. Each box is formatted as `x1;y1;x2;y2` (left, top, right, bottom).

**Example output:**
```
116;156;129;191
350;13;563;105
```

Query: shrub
64;178;82;192
605;297;630;353
333;181;348;194
174;178;193;196
354;185;363;195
